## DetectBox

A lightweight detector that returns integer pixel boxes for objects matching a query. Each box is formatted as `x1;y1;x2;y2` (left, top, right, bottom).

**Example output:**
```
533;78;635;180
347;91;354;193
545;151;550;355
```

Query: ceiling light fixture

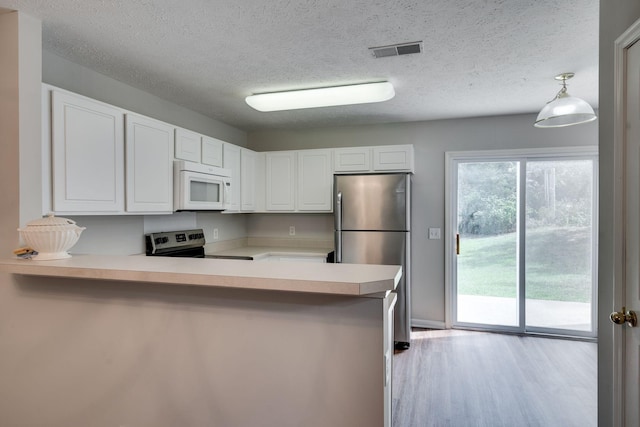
534;72;597;128
245;82;395;112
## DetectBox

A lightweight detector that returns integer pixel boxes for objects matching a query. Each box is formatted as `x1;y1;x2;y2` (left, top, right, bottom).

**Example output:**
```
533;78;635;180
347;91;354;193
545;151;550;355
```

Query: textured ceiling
1;0;599;131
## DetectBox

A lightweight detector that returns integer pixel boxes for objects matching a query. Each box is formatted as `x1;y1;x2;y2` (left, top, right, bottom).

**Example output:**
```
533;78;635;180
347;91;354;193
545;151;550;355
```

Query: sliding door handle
456;233;460;255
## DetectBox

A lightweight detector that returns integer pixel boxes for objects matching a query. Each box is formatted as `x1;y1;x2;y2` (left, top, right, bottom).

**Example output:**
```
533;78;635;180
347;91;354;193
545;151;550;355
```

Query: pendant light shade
534;73;596;128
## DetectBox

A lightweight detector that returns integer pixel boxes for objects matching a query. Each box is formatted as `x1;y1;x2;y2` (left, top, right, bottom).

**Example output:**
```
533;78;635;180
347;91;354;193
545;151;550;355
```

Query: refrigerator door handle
336;191;342;263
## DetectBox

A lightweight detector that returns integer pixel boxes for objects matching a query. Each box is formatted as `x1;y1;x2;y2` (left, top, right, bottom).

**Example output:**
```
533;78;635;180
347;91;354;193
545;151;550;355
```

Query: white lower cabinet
297;149;333;212
51;90;125;213
240;148;257;211
223;143;241;211
125;114;174;213
383;293;396;427
266;151;296;211
277;256;326;263
259;255;326;263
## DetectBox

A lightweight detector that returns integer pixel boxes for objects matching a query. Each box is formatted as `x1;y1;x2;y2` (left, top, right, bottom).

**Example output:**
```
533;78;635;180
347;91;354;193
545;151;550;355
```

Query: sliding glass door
455;161;520;328
448;149;597;337
524;160;596;334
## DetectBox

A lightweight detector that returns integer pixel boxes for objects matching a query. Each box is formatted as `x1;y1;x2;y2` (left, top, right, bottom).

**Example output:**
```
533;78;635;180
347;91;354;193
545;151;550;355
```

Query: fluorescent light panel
245;82;395;112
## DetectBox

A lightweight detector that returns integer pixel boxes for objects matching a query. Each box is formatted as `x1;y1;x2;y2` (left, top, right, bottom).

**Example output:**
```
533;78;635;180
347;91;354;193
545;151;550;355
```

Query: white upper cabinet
223;143;241;212
334;147;371;172
45;84;415;217
125;113;174;213
373;145;414;172
266;151;296;211
297;149;333;212
51;90;125;213
334;145;414;173
202;136;224;167
253;152;267;212
175;128;201;162
241;148;257;212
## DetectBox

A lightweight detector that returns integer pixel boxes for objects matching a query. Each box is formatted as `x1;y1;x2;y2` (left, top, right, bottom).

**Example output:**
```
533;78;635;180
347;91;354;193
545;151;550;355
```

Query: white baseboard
411;319;446;330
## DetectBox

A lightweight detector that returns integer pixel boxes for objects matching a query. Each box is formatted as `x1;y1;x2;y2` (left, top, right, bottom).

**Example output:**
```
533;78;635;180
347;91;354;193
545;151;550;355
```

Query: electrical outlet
428;228;441;240
213;228;219;240
289;226;295;236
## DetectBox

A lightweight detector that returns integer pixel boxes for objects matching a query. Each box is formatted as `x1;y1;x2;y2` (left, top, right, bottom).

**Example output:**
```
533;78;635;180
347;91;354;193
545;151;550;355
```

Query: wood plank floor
392;329;597;427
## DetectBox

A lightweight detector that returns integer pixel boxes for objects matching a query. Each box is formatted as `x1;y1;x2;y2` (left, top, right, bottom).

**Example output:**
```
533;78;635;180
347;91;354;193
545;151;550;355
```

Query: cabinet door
202;136;224;167
253;152;267;212
266;151;296;211
175;128;201;162
297;149;333;212
52;91;124;213
334;147;371;172
241;148;257;211
223;143;241;211
125;114;174;213
373;145;414;172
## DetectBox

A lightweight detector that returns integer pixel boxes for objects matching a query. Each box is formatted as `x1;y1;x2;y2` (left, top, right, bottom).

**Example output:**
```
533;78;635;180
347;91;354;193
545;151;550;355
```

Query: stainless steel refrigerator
334;173;411;349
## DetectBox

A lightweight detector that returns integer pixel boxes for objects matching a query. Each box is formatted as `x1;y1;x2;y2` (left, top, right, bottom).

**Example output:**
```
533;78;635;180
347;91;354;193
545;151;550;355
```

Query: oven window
190;180;221;202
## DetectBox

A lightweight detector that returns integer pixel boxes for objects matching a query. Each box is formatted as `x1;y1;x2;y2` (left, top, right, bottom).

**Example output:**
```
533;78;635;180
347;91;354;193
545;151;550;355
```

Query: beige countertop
0;255;399;297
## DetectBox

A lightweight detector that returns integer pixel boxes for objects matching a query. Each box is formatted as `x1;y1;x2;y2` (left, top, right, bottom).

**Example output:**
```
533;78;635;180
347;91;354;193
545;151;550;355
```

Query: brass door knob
610;307;638;327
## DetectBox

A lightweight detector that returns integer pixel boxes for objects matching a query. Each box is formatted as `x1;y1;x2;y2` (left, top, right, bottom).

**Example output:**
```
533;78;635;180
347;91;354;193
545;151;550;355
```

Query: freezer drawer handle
336;191;342;263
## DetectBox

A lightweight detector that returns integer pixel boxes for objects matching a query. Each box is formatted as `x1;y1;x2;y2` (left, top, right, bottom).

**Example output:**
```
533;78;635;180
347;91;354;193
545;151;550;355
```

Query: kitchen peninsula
0;256;399;427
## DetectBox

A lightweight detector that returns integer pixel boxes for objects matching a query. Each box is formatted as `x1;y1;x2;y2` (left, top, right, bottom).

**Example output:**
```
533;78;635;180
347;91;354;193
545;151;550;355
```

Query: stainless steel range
145;229;207;257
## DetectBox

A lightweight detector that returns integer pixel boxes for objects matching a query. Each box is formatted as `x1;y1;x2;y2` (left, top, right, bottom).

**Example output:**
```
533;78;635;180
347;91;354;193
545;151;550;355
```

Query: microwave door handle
224;179;231;207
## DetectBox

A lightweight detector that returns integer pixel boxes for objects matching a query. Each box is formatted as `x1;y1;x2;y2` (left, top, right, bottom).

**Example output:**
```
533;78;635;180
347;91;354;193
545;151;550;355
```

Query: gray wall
41;51;249;255
248;114;598;327
43;51;247;147
598;3;640;426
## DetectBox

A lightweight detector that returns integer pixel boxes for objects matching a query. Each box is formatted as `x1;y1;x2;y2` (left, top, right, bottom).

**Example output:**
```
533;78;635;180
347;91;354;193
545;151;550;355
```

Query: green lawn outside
457;227;593;303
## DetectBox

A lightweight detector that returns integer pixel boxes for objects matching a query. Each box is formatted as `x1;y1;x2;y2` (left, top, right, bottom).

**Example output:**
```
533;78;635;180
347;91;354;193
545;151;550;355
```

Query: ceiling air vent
369;41;422;58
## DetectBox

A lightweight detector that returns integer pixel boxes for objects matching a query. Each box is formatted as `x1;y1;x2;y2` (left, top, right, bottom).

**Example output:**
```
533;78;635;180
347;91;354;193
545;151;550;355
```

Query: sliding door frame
444;146;599;338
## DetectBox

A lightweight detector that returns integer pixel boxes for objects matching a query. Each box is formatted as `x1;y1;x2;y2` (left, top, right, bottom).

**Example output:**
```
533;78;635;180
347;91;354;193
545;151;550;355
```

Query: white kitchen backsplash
196;212;247;242
246;214;333;240
143;212;197;234
66;215;145;255
65;211;250;256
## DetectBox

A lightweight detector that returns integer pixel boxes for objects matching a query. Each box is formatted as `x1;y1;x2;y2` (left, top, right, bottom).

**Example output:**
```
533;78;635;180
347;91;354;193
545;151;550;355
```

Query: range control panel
145;228;206;254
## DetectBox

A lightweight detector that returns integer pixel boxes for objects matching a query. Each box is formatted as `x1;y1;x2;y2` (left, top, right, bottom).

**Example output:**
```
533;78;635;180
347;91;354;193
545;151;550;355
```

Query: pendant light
534;73;597;128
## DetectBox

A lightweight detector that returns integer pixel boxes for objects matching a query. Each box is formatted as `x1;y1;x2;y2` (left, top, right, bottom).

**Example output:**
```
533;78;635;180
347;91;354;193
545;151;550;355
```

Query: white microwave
174;160;232;211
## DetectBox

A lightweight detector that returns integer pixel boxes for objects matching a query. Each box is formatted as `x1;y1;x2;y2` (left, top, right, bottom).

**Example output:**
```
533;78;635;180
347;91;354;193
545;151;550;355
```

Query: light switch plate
213;228;219;240
428;228;441;240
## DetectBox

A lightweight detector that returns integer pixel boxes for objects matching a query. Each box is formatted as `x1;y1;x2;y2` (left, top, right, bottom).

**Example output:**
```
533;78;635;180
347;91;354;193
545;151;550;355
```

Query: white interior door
620;32;640;426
